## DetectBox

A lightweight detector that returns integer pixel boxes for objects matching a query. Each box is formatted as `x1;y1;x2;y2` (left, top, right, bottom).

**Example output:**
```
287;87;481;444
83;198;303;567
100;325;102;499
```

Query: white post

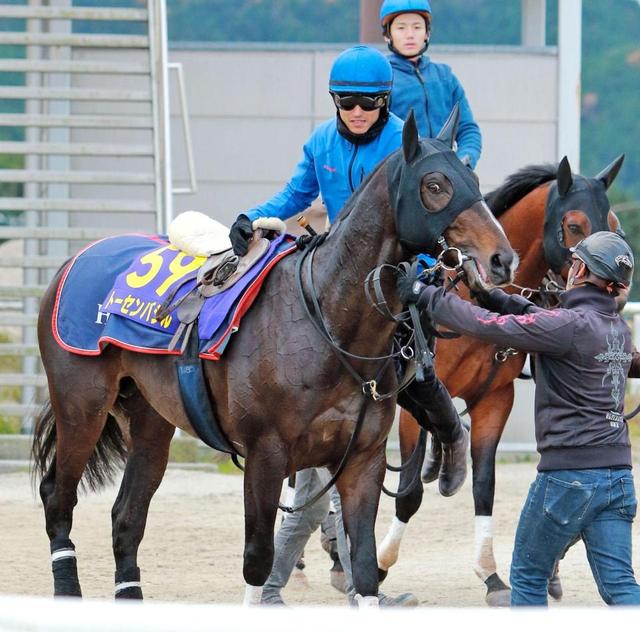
557;0;582;169
158;0;173;232
148;0;173;233
521;0;546;47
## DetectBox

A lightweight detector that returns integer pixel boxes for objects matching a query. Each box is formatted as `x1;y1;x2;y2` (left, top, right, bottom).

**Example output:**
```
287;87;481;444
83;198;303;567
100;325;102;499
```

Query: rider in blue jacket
229;45;467;608
380;0;482;169
232;49;403;229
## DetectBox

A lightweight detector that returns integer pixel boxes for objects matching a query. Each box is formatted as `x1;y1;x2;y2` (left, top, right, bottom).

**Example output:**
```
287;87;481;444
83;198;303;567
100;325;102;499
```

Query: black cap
571;231;634;287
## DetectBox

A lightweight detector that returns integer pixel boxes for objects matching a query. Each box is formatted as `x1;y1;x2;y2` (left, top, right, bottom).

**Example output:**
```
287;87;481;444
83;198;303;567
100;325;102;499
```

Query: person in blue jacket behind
380;0;482;169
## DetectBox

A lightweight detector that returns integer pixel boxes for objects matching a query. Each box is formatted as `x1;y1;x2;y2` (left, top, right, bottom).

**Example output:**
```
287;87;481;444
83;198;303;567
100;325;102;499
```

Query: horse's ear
402;109;420;164
594;154;624;190
436;102;460;149
557;156;573;197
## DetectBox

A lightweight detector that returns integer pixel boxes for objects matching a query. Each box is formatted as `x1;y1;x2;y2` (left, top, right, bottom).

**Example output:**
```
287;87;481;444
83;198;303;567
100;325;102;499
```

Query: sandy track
2;459;636;607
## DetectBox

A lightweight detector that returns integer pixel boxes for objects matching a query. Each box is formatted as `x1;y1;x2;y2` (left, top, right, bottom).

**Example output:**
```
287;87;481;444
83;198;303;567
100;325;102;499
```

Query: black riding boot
421;434;441;484
404;366;468;497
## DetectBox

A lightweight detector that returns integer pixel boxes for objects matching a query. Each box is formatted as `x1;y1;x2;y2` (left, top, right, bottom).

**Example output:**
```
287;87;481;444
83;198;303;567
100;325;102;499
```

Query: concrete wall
168;43;558;229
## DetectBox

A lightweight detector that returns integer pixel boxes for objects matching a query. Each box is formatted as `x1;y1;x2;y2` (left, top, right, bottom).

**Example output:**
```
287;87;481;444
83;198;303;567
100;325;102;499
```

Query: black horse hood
543;155;624;274
387;107;483;255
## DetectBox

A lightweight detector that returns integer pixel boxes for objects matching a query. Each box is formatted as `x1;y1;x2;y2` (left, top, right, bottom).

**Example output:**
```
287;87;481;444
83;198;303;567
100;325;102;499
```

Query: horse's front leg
377;409;425;582
111;391;175;599
469;385;513;607
242;435;287;606
336;445;386;607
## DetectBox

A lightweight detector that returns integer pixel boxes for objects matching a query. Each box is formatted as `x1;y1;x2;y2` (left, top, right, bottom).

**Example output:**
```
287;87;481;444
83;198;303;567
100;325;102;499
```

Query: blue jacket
388;53;482;169
246;113;404;225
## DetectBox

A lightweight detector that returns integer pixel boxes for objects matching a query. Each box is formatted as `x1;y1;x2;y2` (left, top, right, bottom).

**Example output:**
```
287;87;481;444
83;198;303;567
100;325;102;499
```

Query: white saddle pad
168;210;232;257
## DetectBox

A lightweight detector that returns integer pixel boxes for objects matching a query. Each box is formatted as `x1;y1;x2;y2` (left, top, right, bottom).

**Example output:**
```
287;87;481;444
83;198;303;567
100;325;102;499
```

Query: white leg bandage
377;516;407;571
51;549;76;562
474;515;497;581
243;584;263;606
115;581;142;594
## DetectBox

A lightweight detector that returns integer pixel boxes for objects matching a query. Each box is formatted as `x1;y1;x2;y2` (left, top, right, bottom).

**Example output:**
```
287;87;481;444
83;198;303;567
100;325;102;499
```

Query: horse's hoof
378;567;388;584
115;587;143;599
484;572;511;608
548;576;563;601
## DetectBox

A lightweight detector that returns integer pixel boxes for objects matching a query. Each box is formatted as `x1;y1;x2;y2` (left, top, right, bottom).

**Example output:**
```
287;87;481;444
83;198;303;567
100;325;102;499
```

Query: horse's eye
567;224;581;234
427;183;441;194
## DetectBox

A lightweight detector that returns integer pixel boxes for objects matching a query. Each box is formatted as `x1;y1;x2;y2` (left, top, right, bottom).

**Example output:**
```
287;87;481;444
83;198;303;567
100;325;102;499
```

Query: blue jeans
510;468;640;606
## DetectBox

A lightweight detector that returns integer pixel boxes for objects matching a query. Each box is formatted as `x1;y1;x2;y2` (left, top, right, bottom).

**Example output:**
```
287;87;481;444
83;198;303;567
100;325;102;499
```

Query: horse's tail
30;399;128;492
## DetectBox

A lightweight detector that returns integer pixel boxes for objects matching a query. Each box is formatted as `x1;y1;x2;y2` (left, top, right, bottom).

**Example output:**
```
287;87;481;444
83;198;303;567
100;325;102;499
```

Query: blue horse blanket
52;233;296;360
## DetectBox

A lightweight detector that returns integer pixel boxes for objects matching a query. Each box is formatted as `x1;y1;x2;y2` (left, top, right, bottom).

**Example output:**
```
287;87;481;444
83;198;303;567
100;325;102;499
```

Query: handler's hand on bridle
397;273;427;305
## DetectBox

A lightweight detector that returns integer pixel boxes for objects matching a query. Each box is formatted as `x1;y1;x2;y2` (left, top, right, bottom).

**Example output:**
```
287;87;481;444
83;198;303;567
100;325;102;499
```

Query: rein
296;234;409;401
279;394;372;514
382;427;428;498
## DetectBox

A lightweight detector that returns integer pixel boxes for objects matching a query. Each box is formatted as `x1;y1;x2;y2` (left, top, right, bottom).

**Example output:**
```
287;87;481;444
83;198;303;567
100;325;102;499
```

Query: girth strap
176;327;236;455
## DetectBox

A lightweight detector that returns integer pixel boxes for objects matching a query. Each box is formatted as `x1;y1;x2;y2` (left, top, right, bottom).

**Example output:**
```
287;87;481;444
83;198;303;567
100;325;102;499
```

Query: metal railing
0;0;176;429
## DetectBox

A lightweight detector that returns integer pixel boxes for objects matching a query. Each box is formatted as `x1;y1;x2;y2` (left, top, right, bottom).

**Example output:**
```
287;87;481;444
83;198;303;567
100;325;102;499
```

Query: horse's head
543;154;625;278
388;107;516;290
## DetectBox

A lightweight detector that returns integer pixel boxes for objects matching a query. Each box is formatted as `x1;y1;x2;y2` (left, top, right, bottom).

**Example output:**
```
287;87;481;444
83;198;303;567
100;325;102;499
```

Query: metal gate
0;0;177;428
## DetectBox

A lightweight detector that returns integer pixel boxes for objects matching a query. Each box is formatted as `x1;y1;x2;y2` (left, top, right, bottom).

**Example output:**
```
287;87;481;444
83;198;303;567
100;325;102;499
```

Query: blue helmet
380;0;432;29
328;45;393;95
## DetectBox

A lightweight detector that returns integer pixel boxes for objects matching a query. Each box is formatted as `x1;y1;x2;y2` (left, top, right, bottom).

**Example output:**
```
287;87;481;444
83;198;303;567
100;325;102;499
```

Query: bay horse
30;110;516;605
376;154;625;606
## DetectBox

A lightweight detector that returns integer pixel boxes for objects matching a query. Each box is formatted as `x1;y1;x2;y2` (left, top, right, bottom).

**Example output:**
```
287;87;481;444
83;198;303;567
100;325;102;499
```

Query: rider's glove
472;288;533;315
229;214;254;257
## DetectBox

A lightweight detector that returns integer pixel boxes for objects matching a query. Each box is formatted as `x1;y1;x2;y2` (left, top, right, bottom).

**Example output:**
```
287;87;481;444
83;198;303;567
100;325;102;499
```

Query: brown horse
30;111;516;605
376;154;625;606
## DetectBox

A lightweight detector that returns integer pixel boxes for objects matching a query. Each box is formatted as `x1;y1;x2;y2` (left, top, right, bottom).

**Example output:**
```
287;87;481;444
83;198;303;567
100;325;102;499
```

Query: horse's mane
485;163;559;218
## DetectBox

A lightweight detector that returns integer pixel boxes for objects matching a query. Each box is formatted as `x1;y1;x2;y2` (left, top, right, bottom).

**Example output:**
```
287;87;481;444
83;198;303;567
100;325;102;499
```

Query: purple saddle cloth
53;233;296;359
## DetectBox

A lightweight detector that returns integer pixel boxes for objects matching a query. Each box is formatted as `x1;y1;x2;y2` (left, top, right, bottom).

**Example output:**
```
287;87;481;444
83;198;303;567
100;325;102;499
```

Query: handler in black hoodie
399;231;640;606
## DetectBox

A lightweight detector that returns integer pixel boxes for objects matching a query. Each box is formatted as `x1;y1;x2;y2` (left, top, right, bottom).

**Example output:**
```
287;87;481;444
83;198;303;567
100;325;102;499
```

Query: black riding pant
402;364;463;444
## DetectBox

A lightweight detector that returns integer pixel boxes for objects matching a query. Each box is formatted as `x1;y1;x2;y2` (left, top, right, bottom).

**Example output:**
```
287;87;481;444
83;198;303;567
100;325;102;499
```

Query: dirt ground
1;457;638;608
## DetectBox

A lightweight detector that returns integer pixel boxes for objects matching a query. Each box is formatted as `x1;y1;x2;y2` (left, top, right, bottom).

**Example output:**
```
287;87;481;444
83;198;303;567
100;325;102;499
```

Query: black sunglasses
331;92;389;112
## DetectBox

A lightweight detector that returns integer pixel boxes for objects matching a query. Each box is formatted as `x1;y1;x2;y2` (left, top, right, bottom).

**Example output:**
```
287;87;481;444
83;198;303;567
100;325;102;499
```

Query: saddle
160;211;285;352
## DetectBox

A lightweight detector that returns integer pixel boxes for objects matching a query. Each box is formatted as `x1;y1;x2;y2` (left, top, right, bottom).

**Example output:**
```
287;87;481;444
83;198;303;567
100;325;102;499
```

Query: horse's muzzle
488;247;516;286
